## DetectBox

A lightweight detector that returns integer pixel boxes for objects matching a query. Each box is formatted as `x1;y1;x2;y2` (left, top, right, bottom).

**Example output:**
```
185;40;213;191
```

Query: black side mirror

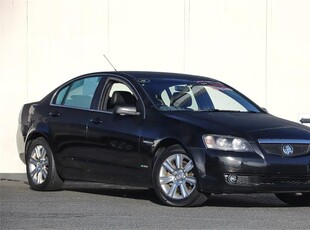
113;105;140;116
300;118;310;124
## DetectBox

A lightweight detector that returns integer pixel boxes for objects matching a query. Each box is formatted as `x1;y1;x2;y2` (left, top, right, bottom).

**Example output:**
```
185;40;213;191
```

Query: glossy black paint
17;71;310;194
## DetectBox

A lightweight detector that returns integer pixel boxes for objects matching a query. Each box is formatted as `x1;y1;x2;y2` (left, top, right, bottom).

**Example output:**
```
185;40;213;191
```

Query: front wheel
26;137;63;191
153;145;208;207
275;193;310;206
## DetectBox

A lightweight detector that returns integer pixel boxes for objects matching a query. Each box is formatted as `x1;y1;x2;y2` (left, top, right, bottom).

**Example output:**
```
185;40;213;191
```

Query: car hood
164;112;310;140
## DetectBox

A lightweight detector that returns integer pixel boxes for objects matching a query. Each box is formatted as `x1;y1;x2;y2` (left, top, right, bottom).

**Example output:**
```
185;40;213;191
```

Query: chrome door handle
48;111;61;117
90;117;103;124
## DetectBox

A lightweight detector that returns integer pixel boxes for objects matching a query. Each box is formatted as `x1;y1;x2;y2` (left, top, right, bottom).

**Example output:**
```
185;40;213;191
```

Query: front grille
260;143;310;157
258;139;310;157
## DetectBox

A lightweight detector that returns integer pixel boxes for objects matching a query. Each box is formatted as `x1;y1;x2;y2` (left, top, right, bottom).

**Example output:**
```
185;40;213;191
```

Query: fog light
227;174;238;184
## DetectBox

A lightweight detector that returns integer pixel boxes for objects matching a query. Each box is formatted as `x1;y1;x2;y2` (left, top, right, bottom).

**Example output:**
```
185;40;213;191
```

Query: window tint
54;76;101;109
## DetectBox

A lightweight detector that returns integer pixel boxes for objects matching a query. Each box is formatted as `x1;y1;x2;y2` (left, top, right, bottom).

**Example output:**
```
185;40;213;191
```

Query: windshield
138;78;261;112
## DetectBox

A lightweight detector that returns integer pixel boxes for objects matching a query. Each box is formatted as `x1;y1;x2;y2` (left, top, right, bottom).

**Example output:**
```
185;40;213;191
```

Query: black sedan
17;71;310;206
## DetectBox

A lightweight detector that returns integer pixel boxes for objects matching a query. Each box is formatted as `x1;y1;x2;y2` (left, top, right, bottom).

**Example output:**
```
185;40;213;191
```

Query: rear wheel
275;193;310;206
153;145;208;207
26;137;63;191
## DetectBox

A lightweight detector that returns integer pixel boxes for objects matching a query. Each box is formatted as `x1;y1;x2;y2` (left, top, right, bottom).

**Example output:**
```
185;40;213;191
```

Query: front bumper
189;147;310;194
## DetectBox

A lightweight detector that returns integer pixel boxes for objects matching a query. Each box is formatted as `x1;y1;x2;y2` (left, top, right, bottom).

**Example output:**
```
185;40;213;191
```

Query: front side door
85;77;148;186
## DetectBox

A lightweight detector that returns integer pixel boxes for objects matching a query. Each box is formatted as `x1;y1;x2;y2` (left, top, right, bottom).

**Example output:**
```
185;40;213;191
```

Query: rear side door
48;75;104;180
85;76;148;186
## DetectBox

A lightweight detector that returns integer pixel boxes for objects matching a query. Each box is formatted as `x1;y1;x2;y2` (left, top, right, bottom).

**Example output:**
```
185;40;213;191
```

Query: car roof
123;71;215;81
84;71;217;82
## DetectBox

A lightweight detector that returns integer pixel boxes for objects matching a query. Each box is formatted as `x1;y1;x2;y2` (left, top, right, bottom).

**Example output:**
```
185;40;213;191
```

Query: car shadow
67;187;162;205
203;194;287;208
59;181;288;208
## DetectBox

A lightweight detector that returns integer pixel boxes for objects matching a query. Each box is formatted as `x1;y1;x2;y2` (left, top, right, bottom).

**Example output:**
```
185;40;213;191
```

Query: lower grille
225;174;310;186
259;176;310;185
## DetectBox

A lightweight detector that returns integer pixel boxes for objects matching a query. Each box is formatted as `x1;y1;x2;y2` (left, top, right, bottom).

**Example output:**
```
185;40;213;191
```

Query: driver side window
104;81;137;112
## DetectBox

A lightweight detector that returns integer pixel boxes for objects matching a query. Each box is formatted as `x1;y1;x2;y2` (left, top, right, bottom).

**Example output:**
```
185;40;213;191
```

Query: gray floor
1;175;310;230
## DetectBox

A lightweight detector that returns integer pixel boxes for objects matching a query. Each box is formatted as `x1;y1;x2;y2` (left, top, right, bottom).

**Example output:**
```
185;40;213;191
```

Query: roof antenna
103;54;117;71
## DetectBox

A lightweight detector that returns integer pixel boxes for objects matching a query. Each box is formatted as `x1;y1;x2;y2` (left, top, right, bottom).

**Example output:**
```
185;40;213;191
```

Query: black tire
153;145;208;207
275;193;310;206
26;137;63;191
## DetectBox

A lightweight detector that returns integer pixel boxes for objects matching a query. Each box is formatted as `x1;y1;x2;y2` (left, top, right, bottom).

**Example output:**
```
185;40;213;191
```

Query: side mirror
300;118;310;124
113;105;140;116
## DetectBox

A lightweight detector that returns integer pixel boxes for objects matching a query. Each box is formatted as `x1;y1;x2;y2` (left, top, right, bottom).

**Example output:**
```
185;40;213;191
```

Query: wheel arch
151;137;196;174
25;131;52;156
152;138;189;159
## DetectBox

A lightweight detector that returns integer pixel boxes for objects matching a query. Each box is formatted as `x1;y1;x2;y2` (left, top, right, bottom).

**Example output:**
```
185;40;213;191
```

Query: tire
153;145;208;207
275;193;310;206
26;137;63;191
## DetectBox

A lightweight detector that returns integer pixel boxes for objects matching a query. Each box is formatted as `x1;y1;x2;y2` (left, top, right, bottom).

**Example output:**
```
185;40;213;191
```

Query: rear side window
54;76;101;109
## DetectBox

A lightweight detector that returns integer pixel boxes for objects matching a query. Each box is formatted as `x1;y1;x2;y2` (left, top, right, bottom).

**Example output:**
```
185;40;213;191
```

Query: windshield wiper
245;110;260;113
204;109;221;112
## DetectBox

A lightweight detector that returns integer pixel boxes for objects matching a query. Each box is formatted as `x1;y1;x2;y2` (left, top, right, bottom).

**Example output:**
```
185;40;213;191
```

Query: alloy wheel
28;145;49;185
159;153;197;199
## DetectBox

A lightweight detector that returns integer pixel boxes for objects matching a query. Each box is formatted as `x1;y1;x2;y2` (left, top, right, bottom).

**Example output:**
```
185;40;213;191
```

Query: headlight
202;135;253;152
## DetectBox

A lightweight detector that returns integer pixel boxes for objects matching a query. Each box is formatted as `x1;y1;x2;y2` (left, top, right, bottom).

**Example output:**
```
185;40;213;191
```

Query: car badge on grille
282;144;294;156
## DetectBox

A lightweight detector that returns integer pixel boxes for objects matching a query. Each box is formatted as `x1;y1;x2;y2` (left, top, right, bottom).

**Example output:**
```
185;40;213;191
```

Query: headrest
170;92;192;108
110;91;136;108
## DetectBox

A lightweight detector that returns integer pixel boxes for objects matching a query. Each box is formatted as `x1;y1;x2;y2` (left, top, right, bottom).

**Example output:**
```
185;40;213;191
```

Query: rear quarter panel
16;102;39;163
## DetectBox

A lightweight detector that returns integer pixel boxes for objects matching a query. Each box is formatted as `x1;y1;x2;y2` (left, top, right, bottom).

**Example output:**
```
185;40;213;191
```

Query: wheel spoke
160;176;175;184
33;171;39;183
163;160;175;174
183;160;194;173
28;157;38;166
185;176;196;185
175;154;183;169
37;171;43;184
34;146;41;159
180;183;189;198
42;168;48;179
41;147;47;159
42;158;49;166
168;183;178;198
30;167;38;179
